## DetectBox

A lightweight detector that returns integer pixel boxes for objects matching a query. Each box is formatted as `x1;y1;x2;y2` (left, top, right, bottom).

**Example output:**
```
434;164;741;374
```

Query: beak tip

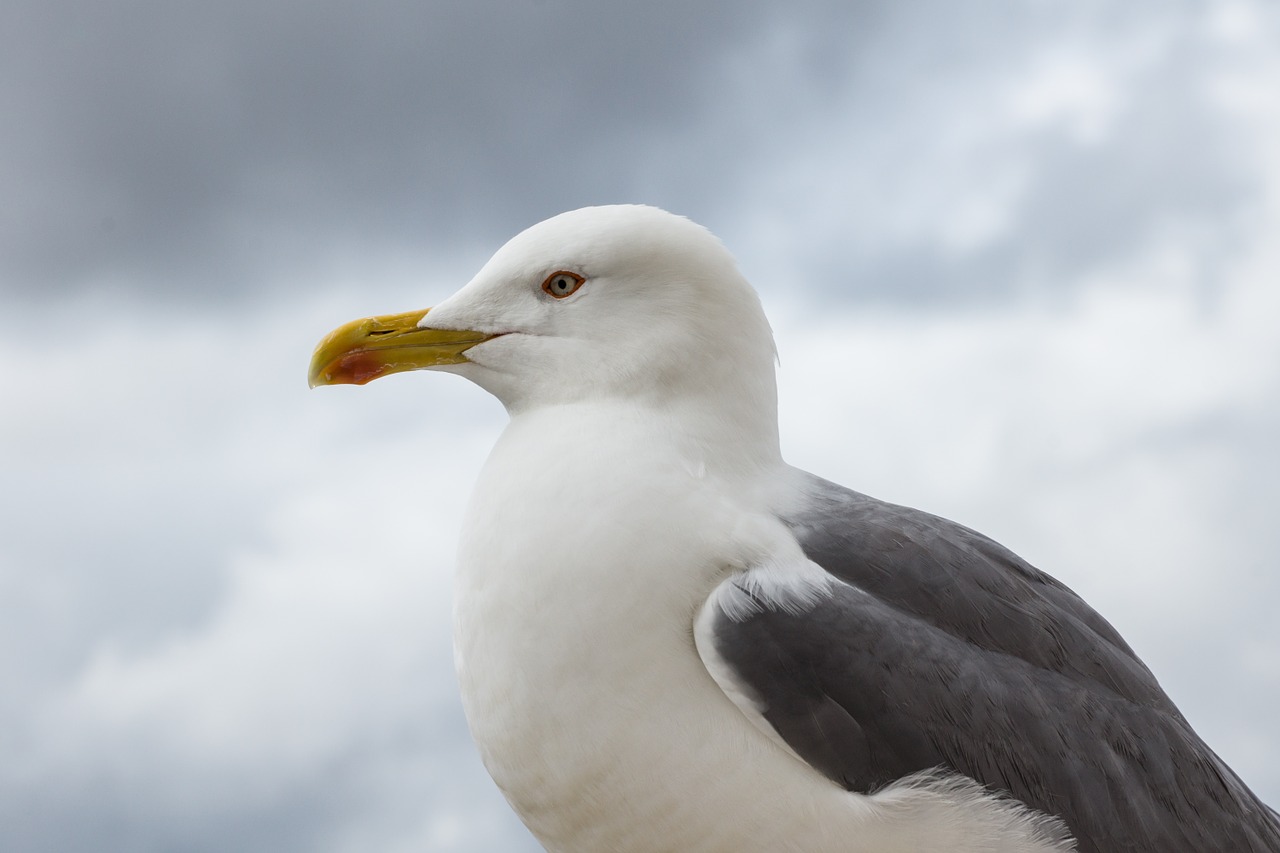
308;307;476;389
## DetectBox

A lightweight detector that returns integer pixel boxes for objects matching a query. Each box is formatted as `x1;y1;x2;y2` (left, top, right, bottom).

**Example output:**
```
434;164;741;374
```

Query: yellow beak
308;308;495;387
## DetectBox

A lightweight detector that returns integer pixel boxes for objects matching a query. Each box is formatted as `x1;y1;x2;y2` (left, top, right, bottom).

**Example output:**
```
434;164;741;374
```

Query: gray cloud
14;0;1254;307
2;1;1277;851
2;0;800;302
710;3;1262;307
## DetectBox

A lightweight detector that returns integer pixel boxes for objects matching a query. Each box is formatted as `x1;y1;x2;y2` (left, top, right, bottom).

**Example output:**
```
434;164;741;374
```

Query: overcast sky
2;1;1278;851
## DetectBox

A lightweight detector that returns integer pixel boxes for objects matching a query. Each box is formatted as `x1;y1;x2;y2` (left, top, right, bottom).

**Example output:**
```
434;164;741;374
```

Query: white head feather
420;206;780;461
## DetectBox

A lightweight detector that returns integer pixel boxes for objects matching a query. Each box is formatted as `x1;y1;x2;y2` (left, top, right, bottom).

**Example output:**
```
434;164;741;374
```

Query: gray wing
700;471;1280;853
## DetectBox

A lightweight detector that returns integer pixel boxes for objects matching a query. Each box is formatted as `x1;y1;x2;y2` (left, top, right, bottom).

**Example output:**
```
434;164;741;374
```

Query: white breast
451;404;1071;853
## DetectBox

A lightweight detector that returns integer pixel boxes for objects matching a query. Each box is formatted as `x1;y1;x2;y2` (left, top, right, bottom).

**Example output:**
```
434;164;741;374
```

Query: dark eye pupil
543;272;581;297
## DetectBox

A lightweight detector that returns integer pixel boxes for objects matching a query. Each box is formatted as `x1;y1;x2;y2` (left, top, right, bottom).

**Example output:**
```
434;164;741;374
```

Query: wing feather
696;471;1280;853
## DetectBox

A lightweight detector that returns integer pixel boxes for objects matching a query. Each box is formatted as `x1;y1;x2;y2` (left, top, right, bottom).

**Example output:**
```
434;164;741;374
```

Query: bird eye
541;271;585;299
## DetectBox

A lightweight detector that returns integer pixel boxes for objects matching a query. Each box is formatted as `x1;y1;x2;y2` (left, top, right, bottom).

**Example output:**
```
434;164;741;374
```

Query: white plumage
311;204;1278;852
426;206;1066;851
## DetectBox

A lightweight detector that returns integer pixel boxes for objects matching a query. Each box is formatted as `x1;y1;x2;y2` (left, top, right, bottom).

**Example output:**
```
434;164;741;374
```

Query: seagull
309;205;1280;852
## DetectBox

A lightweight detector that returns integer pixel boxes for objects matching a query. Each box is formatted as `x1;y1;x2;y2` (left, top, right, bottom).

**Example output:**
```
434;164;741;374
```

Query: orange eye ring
541;270;585;299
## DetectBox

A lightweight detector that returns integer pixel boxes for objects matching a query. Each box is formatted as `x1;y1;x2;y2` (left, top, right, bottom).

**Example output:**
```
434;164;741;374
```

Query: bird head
309;205;779;427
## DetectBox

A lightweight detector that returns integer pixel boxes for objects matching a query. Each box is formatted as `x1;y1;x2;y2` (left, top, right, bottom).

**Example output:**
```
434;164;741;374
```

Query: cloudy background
3;1;1278;849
